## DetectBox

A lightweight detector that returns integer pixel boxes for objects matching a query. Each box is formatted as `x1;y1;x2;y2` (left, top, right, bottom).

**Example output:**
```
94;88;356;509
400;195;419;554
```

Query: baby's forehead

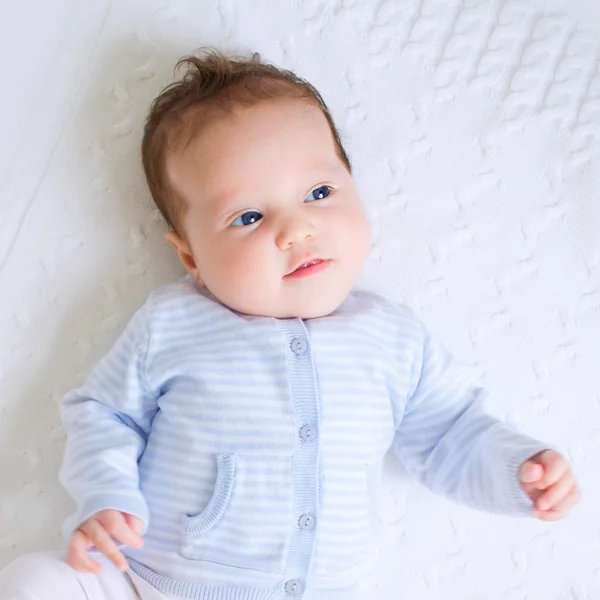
164;98;345;204
174;96;326;145
169;104;330;177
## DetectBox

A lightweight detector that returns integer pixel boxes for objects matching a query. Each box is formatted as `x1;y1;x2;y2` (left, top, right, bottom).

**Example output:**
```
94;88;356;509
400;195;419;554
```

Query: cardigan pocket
182;453;236;536
179;453;293;574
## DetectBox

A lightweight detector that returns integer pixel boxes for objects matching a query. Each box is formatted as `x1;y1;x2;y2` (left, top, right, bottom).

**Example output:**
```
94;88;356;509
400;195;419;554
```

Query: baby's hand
519;450;580;521
67;510;144;574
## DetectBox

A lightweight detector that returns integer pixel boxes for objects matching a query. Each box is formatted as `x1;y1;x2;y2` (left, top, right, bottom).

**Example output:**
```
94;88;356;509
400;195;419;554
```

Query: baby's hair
141;47;351;239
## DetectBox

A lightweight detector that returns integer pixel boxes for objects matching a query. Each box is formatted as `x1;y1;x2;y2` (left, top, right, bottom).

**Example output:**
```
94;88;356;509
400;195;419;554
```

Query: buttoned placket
278;322;321;598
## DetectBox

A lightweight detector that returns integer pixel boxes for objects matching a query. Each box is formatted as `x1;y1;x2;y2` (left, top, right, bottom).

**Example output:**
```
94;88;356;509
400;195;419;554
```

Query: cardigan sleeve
392;319;549;516
59;300;159;539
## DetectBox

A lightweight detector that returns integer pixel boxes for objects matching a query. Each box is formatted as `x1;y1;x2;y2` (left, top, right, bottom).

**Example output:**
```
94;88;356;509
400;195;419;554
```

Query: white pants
0;552;170;600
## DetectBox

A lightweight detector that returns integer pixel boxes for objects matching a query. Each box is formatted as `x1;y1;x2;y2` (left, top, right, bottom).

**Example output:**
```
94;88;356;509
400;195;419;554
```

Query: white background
0;1;599;598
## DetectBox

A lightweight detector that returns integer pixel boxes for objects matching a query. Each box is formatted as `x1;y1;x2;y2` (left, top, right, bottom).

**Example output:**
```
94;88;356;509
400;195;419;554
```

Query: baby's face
166;99;372;319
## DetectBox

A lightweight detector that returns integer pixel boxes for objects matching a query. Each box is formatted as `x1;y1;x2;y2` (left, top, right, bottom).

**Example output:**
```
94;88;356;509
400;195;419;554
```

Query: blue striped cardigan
60;275;547;600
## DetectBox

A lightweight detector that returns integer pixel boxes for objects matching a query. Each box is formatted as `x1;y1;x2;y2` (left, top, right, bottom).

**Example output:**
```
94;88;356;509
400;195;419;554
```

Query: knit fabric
59;275;547;600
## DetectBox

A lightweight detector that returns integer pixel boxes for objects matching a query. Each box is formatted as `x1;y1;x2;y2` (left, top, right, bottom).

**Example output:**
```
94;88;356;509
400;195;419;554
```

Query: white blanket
1;0;599;597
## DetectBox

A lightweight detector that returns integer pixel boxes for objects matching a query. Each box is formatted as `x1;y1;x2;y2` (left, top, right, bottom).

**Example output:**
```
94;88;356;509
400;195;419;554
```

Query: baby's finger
537;451;568;488
123;513;145;538
519;461;544;485
534;485;580;521
547;485;581;514
67;529;102;574
534;508;566;522
81;519;128;572
536;474;574;511
97;511;144;549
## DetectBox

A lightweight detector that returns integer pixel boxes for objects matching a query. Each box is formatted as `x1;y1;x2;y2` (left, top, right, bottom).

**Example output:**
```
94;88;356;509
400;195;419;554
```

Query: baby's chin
215;287;351;320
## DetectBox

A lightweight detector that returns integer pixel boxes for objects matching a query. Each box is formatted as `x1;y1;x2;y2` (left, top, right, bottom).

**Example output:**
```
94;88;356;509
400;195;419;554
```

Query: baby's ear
165;230;204;286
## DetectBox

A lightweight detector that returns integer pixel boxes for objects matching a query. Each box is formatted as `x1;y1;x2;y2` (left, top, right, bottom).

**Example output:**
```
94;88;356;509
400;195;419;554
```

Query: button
291;337;308;355
299;424;317;442
285;579;303;596
298;514;316;530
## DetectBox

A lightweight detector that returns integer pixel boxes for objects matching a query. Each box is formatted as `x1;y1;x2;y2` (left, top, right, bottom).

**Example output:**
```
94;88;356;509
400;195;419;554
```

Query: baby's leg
0;551;147;600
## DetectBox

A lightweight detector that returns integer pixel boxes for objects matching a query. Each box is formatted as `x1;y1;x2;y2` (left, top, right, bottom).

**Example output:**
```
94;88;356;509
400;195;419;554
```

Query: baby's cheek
223;240;271;290
200;243;238;288
344;208;372;262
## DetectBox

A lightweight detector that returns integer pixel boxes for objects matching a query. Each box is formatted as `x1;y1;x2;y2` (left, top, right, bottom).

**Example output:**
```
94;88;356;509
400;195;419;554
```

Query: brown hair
141;47;351;238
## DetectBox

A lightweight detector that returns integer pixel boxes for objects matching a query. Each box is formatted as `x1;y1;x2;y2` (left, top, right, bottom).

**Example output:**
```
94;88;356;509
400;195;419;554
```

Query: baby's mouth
299;259;322;269
285;258;331;278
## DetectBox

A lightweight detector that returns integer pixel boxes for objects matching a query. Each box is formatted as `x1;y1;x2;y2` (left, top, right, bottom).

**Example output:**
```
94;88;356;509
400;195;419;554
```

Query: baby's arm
59;302;158;551
392;322;561;516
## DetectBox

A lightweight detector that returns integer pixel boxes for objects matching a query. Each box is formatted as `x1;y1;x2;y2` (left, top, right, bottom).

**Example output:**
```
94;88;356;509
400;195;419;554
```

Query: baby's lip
285;257;329;277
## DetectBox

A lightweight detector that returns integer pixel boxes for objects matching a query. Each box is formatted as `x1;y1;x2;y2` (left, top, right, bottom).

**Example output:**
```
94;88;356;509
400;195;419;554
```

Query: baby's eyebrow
307;160;337;173
210;189;245;220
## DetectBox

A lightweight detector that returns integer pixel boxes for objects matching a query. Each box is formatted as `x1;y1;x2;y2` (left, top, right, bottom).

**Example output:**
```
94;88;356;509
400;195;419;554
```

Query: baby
0;49;579;600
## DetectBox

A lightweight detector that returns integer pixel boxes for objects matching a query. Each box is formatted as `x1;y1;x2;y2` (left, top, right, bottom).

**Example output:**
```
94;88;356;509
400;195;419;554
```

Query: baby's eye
232;211;263;227
305;185;332;202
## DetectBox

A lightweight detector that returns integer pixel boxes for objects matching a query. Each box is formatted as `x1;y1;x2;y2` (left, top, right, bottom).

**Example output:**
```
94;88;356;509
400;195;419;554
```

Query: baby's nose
276;219;316;249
